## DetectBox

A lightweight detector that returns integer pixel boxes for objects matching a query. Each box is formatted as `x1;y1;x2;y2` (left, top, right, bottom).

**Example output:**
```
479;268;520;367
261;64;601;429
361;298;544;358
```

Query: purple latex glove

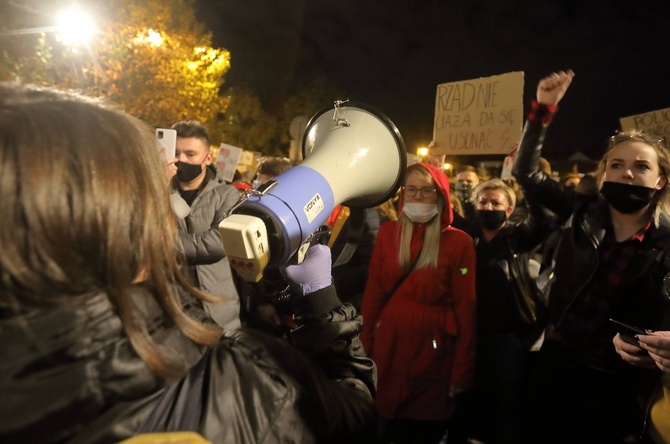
281;244;332;297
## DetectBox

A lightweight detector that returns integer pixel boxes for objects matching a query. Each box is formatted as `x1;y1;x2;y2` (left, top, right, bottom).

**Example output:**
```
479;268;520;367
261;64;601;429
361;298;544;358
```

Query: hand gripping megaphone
219;100;406;282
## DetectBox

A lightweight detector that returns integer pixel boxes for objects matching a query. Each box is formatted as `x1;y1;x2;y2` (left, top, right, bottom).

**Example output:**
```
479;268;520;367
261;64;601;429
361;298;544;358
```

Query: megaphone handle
332;208;364;268
291;225;331;266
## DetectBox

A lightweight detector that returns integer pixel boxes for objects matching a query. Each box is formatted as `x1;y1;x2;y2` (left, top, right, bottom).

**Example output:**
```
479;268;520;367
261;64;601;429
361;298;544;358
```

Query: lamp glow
57;7;96;47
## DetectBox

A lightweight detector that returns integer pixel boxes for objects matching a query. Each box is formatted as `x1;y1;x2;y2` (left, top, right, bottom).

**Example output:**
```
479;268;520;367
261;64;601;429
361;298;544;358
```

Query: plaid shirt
554;222;650;368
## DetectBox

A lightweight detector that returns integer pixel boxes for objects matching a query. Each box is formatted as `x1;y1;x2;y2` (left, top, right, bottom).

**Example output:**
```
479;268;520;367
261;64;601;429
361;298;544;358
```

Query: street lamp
56;7;97;50
417;146;429;158
0;5;97;49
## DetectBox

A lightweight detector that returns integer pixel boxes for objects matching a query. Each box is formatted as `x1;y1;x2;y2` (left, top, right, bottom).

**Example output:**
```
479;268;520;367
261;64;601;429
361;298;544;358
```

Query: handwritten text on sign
620;107;670;142
433;72;524;155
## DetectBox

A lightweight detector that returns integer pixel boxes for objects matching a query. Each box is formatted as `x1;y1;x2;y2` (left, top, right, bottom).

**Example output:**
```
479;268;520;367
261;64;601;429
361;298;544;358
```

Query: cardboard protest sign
433;71;524;155
215;143;243;182
620;107;670;142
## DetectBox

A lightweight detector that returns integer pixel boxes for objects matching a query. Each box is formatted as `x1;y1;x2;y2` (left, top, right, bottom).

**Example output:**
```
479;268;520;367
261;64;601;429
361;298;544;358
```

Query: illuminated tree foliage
0;0;230;134
222;87;278;154
0;0;345;155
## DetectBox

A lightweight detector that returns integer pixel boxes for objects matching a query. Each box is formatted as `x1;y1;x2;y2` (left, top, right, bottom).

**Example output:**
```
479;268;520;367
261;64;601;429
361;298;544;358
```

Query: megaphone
219;100;406;282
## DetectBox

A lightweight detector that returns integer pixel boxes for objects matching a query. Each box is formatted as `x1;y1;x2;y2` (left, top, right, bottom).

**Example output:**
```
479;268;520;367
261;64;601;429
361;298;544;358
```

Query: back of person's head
171;120;211;146
233;169;243;182
0;83;221;378
257;156;292;178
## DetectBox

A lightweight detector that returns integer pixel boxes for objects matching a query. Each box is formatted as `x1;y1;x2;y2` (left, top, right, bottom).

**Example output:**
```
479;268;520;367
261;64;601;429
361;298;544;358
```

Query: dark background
195;0;670;165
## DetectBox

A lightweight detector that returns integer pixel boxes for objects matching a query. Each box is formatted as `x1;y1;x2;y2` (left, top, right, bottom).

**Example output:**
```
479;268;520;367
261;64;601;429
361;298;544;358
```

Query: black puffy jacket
0;286;376;443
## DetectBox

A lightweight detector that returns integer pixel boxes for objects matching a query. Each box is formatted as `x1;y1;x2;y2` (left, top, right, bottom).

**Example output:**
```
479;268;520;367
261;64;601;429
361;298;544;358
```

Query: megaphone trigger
288;225;331;266
310;225;332;246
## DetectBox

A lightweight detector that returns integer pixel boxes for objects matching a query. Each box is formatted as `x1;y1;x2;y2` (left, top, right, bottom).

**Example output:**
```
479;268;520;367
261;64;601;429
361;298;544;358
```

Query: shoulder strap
389;255;420;296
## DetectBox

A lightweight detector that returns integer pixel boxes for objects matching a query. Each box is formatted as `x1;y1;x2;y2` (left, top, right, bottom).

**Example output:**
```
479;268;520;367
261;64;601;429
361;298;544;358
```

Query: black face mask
176;161;204;183
600;181;656;214
475;210;508;230
454;183;476;204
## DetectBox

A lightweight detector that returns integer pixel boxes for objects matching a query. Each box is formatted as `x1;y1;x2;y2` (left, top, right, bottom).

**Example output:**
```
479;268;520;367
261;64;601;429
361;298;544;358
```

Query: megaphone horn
219;100;407;282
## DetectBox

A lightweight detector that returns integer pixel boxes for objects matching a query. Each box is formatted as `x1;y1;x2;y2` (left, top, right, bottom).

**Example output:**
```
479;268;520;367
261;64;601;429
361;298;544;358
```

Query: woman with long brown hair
0;84;376;443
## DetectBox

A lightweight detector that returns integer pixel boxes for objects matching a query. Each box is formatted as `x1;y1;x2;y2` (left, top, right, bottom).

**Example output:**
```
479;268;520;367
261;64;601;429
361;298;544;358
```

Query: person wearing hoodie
360;163;477;444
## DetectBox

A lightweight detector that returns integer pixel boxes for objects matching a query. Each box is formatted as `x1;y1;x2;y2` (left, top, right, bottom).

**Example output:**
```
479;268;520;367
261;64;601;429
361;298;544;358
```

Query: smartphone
609;318;646;336
156;128;177;159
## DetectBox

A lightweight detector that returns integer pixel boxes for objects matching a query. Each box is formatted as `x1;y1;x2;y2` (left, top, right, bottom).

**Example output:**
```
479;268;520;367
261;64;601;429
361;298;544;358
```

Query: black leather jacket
0;286;376;443
513;117;670;336
513;115;670;438
468;200;550;340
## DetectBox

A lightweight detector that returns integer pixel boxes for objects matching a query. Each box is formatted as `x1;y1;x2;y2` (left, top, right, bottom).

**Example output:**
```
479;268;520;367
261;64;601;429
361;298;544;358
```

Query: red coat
360;163;476;420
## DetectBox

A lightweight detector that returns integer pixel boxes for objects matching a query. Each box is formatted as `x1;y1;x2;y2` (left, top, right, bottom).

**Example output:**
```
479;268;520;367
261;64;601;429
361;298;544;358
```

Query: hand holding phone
609;318;646;338
156;128;177;159
611;319;656;363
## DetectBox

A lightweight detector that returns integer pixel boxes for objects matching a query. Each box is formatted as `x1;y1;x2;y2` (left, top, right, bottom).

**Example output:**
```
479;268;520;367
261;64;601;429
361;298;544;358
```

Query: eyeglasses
402;186;437;197
609;130;666;149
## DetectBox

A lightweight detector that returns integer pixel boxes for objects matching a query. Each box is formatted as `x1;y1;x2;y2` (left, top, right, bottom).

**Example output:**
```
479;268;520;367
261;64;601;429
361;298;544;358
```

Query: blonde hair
475;178;517;209
397;165;444;270
0;84;223;379
594;130;670;226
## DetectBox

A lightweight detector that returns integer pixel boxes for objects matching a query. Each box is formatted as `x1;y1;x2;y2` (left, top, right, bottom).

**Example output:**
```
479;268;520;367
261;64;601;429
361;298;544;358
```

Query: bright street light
56;7;97;48
0;5;96;45
417;146;429;157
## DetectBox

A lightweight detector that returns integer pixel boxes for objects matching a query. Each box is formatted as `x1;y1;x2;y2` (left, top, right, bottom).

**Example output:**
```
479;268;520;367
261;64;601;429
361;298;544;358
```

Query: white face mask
402;202;439;223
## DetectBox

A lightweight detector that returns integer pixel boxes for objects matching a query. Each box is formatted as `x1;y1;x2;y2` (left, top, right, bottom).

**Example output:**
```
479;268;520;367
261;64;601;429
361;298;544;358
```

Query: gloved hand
281;244;332;297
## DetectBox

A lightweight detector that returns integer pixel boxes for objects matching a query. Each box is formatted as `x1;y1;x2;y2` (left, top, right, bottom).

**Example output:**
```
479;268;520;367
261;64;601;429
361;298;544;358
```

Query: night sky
195;0;670;165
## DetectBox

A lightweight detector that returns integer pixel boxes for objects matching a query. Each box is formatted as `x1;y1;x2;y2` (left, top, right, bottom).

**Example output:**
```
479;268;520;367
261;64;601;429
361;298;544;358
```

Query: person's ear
204;151;213;165
655;176;667;190
505;205;514;218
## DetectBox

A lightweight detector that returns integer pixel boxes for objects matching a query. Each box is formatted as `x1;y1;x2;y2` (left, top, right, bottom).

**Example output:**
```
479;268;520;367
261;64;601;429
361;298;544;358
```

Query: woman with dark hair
513;70;670;443
0;84;376;443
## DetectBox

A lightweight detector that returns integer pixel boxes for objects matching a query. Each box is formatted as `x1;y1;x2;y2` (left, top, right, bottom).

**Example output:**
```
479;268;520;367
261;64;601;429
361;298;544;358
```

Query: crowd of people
2;70;670;444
